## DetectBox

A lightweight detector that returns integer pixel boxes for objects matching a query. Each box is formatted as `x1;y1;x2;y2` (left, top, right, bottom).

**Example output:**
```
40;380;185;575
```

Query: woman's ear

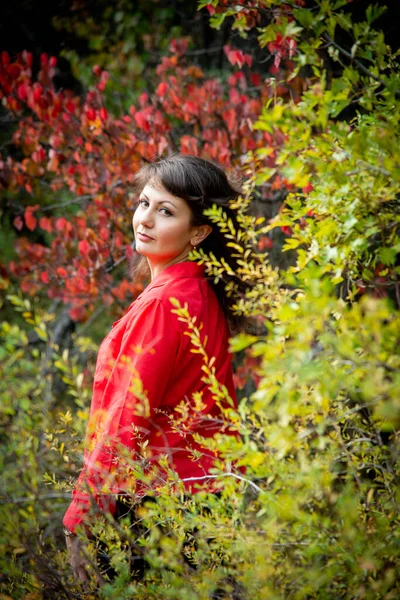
191;224;212;247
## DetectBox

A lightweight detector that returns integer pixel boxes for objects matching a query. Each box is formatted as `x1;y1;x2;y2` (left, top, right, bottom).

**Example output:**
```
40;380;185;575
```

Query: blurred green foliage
52;0;223;113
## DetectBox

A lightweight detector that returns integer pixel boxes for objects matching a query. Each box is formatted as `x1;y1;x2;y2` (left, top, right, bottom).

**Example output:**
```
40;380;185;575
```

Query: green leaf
230;334;258;352
293;8;314;29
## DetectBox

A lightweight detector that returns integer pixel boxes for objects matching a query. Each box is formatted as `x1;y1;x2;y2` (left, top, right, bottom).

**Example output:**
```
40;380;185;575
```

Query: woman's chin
135;242;152;257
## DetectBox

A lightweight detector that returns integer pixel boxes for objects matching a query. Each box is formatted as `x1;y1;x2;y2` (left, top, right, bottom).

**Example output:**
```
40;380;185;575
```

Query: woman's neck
147;251;191;280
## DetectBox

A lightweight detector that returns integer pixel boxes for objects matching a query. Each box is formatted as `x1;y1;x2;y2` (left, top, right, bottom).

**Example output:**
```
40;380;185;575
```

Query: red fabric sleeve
63;298;179;532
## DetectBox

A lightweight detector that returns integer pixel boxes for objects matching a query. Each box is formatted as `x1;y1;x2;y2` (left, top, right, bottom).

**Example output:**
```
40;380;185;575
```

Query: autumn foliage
0;37;299;322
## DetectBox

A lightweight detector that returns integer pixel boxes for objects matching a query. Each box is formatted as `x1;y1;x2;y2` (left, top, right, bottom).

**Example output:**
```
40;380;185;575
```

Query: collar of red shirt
139;260;206;298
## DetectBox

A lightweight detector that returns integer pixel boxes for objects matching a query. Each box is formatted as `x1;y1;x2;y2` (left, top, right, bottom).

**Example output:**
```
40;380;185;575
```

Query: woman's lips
137;231;154;242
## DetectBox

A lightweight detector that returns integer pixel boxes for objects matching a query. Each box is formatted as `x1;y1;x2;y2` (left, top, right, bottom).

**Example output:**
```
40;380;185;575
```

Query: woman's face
132;180;205;275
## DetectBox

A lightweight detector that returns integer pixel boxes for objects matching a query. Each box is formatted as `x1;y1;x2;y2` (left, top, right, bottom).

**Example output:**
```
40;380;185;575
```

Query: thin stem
323;34;400;99
181;472;265;494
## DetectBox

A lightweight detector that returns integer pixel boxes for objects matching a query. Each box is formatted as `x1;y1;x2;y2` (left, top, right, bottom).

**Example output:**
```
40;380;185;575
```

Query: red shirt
63;261;237;532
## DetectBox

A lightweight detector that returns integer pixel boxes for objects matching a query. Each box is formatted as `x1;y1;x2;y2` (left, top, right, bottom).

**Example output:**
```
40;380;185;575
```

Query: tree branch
0;492;72;504
323;34;400;99
181;472;265;494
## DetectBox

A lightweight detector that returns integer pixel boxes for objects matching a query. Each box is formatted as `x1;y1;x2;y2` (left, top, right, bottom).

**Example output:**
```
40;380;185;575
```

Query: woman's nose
138;207;154;229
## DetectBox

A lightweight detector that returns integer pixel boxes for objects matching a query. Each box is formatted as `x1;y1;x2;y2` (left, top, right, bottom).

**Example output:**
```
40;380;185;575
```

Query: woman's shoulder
141;262;208;303
142;278;204;310
122;262;220;330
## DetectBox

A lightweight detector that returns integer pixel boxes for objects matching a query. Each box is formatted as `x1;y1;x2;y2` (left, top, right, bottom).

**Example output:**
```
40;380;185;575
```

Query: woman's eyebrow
159;199;177;208
140;193;177;209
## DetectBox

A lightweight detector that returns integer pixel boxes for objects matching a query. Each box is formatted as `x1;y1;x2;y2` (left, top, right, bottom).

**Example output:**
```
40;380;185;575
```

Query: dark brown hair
133;154;247;332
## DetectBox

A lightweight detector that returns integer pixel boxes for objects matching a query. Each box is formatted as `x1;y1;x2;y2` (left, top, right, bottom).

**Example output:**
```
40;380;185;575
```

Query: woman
63;154;245;582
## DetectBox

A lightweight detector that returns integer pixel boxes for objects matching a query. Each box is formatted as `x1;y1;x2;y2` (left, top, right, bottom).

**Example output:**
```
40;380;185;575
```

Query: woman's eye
137;198;148;207
160;207;172;216
135;199;172;216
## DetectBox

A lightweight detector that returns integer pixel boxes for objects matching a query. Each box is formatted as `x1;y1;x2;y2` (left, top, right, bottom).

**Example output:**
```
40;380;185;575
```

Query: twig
40;180;124;212
395;281;400;309
323;34;400;99
40;194;94;212
355;159;391;177
181;472;265;494
185;46;224;56
0;492;72;504
104;254;127;273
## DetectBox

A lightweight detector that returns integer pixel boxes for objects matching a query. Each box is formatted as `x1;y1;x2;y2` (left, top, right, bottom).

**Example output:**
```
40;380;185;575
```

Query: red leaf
24;209;37;231
228;74;237;87
65;101;75;114
49;56;57;68
22;50;33;68
288;38;297;59
40;271;50;284
281;226;293;236
85;108;96;121
17;83;28;102
158;137;168;155
223;108;236;131
302;182;314;194
224;45;252;69
93;64;101;77
69;306;86;322
39;216;53;232
7;63;22;79
39;97;49;110
99;107;108;122
134;111;150;132
13;216;24;231
56;267;67;278
32;146;46;163
182;101;198;116
224;45;233;61
55;217;67;231
78;239;90;255
139;93;148;108
250;73;261;86
33;84;43;102
156;82;168;97
180;135;199;155
169;38;188;56
100;227;109;241
258;236;274;250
